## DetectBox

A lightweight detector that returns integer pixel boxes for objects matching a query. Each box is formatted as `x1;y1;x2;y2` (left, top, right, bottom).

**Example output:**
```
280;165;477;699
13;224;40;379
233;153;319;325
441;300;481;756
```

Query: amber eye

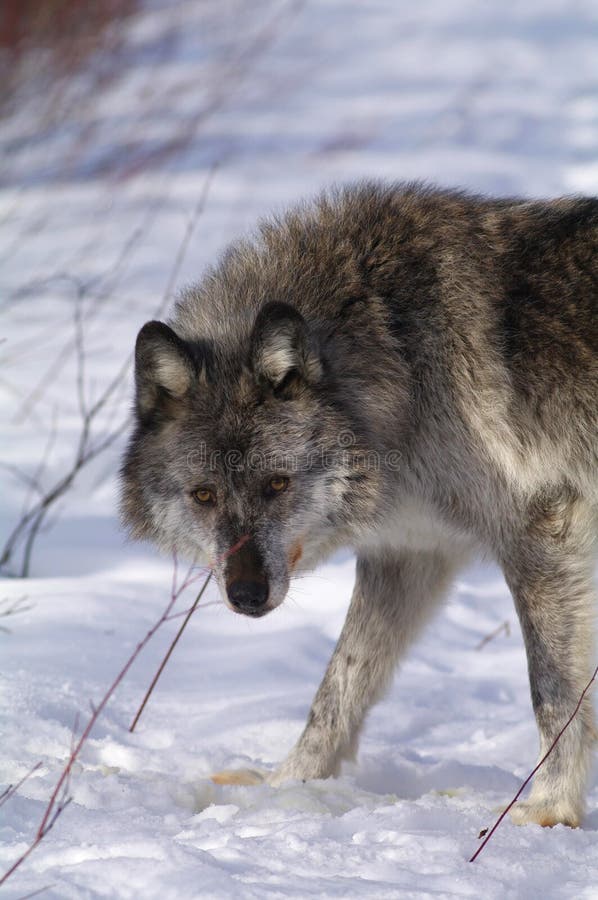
192;487;216;506
266;475;289;497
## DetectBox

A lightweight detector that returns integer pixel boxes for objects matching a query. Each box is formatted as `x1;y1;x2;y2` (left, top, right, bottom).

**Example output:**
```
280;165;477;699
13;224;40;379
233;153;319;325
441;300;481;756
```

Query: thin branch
0;839;46;893
22;408;59;517
128;536;248;733
164;598;221;621
153;164;217;320
0;595;32;618
0;536;249;888
0;595;33;633
16;883;55;899
73;285;88;421
14;216;152;421
1;174;214;577
0;464;45;498
129;573;213;732
0;556;208;888
470;663;598;862
0;763;42;810
475;620;510;651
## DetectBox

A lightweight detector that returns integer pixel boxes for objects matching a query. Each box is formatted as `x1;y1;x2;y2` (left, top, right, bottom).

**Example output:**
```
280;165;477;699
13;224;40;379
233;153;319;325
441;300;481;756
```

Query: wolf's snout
227;579;269;616
224;536;271;616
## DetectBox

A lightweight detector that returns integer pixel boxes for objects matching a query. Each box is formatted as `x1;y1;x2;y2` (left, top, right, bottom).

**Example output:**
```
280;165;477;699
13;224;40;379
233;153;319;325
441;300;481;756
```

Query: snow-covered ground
2;1;598;896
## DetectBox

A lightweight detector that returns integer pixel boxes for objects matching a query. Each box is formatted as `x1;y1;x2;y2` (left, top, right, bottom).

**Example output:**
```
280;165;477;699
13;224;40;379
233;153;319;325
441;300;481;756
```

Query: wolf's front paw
266;769;290;787
266;765;313;787
267;753;337;787
210;767;267;786
509;799;581;828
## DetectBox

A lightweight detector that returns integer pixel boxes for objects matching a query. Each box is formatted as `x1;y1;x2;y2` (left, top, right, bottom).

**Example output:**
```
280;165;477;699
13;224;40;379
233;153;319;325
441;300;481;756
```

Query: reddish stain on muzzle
288;541;303;572
224;536;268;591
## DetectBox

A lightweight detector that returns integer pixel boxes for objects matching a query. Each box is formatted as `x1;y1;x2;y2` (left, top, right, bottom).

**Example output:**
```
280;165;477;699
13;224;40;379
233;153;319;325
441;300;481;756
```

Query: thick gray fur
121;182;598;827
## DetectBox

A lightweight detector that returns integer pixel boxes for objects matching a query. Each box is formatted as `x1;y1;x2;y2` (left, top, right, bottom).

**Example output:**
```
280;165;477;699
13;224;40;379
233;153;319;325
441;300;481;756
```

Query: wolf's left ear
250;302;323;394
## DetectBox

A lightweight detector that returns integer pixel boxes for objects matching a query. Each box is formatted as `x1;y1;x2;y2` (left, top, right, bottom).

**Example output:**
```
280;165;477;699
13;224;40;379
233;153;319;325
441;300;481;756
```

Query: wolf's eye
192;487;216;506
265;475;289;498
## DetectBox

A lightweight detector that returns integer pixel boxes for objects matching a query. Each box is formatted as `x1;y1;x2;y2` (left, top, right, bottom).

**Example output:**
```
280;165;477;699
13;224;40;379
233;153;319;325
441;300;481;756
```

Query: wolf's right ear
250;302;323;394
134;321;199;421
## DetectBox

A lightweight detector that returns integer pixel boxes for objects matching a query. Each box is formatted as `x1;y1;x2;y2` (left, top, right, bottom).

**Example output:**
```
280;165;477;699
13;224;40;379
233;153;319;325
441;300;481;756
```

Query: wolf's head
120;301;384;617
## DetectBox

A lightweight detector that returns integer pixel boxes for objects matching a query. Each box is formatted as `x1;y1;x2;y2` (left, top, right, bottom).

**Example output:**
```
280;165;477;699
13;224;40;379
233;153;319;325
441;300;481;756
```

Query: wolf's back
172;183;598;479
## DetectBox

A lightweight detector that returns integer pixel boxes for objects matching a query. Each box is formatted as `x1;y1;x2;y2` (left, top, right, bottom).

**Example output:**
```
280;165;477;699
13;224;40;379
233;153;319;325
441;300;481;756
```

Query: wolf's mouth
230;603;272;619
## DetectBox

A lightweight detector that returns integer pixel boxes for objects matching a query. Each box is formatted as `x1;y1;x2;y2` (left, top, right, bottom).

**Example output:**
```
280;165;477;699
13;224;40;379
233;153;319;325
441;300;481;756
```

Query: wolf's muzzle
226;579;269;616
225;536;270;616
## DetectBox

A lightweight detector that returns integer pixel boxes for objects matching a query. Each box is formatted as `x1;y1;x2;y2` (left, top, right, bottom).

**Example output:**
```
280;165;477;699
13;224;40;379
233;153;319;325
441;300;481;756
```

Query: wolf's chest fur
362;495;479;558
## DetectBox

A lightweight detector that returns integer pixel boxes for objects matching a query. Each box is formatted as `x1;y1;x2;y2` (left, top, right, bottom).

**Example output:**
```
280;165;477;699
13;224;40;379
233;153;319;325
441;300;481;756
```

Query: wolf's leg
501;490;597;827
269;548;459;785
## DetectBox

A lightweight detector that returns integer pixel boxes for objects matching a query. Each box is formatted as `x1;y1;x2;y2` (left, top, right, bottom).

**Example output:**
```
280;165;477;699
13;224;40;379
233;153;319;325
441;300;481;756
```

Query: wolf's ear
250;302;323;394
134;320;198;421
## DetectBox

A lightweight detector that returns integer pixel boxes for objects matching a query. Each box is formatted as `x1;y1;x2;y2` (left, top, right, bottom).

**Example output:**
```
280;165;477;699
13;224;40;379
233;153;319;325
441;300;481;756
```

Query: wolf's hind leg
502;490;597;827
269;548;459;785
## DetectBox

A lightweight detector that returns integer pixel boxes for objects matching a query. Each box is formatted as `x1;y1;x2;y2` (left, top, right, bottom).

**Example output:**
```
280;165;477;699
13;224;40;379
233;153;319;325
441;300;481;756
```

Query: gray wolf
121;182;598;828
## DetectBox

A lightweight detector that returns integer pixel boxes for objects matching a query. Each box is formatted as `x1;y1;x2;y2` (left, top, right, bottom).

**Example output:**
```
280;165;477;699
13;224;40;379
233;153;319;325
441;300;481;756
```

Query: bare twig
0;176;213;577
0;595;32;618
0;538;245;889
475;620;510;651
19;884;54;900
0;410;58;540
0;595;33;633
470;663;598;862
129;573;213;732
0;762;42;810
16;884;55;900
116;1;303;180
164;599;221;621
153;166;216;320
130;534;249;732
14;218;150;420
2;0;298;575
0;556;207;888
73;286;88;421
0;464;45;498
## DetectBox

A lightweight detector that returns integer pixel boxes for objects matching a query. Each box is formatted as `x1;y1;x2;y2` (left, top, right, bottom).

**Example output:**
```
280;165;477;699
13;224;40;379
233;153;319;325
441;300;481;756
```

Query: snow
1;0;598;896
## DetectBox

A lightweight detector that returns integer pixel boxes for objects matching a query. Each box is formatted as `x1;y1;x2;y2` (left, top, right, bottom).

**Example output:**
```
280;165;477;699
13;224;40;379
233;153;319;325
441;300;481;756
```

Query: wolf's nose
227;579;269;615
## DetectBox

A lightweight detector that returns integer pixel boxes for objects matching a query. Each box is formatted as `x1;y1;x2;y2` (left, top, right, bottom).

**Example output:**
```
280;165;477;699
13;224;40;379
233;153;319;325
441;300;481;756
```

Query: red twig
0;559;202;886
164;599;220;621
129;533;250;732
470;663;598;862
32;564;196;844
16;885;55;900
475;620;510;651
0;762;42;810
0;536;248;888
128;572;213;732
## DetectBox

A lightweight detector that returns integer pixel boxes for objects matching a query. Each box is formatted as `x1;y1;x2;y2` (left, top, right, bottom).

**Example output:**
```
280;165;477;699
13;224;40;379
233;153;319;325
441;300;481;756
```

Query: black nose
226;579;269;615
